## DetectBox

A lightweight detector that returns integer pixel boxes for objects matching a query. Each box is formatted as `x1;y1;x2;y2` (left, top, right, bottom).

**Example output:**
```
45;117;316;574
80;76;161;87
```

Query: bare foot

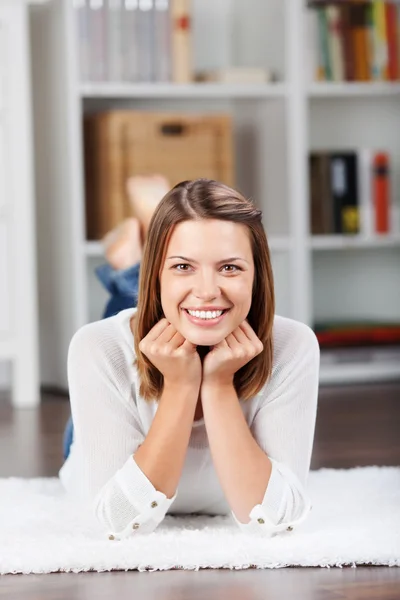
102;218;142;271
126;175;170;240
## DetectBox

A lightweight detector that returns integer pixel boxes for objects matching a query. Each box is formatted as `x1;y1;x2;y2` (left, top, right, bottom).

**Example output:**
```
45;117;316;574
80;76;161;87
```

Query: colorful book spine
341;5;355;81
170;0;192;82
317;8;332;80
373;0;389;80
309;153;334;235
312;1;400;82
326;6;345;82
357;148;374;237
385;2;399;81
330;152;360;235
365;3;377;80
398;4;400;78
351;4;370;81
372;152;390;234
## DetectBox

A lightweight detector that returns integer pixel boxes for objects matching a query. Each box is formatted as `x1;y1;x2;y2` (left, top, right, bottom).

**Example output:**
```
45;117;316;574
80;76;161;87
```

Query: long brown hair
132;178;275;402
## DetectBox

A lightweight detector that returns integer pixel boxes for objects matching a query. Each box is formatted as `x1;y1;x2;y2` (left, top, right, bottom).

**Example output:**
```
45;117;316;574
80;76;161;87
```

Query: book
326;6;345;81
170;0;192;83
154;0;172;82
317;8;332;80
88;0;107;81
373;0;389;80
310;1;400;82
106;0;123;81
309;153;335;234
309;148;395;238
329;152;360;234
385;2;399;80
314;320;400;348
372;152;391;233
341;5;356;80
357;148;375;237
137;0;154;82
305;9;322;82
121;0;139;81
350;3;370;81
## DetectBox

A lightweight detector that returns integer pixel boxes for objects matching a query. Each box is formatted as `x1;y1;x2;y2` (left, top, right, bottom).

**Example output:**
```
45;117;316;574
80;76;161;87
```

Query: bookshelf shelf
308;82;400;98
309;234;400;250
84;236;293;257
79;82;288;100
320;361;400;385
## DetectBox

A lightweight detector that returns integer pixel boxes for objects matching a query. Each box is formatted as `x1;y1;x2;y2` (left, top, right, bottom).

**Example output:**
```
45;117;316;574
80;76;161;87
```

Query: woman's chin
183;331;224;347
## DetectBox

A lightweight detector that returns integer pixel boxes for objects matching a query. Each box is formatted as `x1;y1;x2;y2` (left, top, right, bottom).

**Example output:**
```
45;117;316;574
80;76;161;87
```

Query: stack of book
309;149;398;235
74;0;191;83
315;320;400;347
314;320;400;366
307;1;400;82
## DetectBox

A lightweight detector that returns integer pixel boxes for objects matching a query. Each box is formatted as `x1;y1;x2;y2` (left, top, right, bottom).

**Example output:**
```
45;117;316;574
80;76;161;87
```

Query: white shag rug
0;466;399;575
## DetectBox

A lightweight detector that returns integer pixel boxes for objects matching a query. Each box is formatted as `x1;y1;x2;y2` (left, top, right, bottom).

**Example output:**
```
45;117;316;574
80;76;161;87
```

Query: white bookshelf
310;234;400;250
30;0;400;390
308;82;400;97
79;82;289;99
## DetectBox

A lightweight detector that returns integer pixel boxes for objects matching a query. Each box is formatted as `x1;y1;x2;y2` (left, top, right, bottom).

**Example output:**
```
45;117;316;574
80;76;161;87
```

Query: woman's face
159;219;255;346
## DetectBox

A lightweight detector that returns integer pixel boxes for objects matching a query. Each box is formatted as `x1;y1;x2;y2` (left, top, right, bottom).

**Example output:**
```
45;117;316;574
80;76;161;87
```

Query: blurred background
0;0;399;474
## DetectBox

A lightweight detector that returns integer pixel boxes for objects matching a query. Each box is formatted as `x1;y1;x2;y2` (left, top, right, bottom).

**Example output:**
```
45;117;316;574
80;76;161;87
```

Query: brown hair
132;178;275;402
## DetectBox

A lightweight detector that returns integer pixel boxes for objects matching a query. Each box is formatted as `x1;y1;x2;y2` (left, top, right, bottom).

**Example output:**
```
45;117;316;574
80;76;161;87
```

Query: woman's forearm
133;383;199;499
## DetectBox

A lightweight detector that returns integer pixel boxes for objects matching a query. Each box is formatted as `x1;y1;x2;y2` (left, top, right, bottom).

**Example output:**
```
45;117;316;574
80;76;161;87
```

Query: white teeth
187;309;224;320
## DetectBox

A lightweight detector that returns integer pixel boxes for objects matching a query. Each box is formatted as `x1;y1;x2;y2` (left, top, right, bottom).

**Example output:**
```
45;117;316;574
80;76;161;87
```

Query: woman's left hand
202;319;264;387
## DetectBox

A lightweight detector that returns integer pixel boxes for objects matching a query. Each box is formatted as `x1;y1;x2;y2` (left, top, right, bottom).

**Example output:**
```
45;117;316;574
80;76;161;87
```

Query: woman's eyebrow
166;256;249;264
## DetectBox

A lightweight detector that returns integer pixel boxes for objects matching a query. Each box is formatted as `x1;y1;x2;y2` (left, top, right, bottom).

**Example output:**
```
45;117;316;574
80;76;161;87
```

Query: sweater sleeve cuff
231;459;312;536
114;454;177;515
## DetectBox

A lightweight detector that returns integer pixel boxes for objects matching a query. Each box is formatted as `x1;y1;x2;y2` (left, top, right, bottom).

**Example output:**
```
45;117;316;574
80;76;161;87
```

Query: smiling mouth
182;308;231;325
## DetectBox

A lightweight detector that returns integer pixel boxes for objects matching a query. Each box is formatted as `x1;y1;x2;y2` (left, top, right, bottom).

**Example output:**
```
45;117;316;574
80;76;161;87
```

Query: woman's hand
202;319;264;387
139;319;202;389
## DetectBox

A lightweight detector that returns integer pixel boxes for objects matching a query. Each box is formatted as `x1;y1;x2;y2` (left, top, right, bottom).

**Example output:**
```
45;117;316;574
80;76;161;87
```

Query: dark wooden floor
0;381;399;599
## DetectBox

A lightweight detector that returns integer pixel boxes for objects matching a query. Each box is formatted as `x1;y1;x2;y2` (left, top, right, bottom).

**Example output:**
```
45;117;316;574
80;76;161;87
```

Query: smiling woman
134;179;274;403
59;177;320;542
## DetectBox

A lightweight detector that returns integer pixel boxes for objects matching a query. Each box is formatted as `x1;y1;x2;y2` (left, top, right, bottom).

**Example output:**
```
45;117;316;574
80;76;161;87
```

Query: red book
385;3;399;81
340;6;355;81
372;153;390;234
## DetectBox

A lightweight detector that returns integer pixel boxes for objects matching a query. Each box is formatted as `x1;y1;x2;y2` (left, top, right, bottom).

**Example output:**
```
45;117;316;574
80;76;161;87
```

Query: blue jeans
62;262;141;460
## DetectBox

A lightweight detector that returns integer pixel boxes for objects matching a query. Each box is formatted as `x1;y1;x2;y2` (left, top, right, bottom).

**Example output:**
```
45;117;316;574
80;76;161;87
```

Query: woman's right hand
138;319;202;389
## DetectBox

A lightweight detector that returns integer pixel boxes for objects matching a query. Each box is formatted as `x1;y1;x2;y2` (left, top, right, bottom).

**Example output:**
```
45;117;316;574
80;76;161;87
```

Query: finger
239;321;264;354
180;338;199;352
225;333;242;351
157;324;184;345
231;326;249;344
239;320;259;343
144;318;172;342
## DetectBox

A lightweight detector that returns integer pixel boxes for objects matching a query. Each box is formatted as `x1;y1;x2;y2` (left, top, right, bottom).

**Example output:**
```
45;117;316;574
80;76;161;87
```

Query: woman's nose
193;272;221;299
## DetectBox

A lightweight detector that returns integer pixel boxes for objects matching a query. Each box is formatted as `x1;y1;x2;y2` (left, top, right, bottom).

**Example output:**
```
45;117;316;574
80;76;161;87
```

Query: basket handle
159;122;187;136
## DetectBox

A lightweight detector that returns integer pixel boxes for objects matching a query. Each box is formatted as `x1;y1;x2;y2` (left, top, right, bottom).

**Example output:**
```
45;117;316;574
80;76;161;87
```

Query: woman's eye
174;264;190;271
173;264;240;273
222;265;239;272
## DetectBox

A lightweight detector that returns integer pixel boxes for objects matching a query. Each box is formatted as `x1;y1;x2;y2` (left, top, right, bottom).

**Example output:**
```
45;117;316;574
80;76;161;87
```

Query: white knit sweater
59;307;320;540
